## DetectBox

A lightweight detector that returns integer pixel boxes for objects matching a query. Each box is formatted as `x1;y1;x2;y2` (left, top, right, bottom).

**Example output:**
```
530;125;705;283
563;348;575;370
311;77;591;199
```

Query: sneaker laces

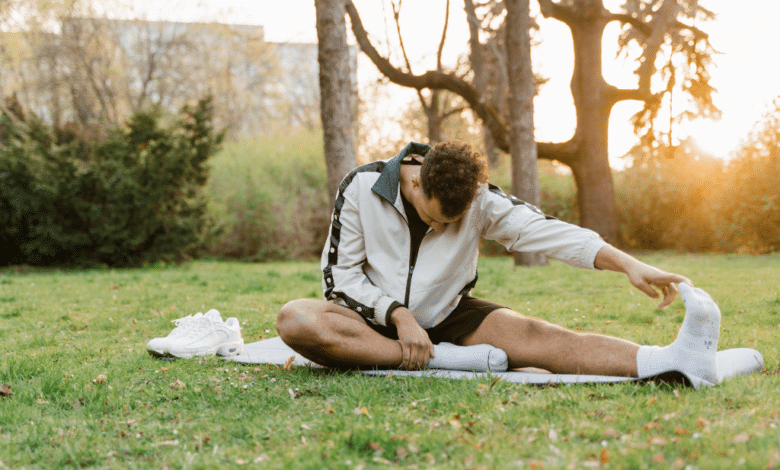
168;313;212;339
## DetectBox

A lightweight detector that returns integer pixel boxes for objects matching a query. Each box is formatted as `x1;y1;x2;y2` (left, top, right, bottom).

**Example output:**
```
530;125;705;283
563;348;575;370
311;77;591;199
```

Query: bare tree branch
537;0;578;25
345;0;510;151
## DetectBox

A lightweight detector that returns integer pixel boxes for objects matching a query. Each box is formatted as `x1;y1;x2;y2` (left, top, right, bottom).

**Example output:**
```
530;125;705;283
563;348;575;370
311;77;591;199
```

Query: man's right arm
389;306;434;370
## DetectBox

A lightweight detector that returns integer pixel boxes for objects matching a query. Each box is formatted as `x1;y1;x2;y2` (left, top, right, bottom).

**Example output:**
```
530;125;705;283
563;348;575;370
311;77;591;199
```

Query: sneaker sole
147;339;244;359
216;340;244;357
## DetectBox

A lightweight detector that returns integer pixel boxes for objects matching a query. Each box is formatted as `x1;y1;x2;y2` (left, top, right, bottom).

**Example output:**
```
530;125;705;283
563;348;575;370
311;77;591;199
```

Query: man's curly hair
420;141;489;218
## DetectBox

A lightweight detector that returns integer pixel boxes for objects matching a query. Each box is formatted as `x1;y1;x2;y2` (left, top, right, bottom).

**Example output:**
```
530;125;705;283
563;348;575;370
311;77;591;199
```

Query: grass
1;253;779;469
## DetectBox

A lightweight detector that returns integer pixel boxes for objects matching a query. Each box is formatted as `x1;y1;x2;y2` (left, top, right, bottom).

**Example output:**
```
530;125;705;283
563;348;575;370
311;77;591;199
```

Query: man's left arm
594;245;693;309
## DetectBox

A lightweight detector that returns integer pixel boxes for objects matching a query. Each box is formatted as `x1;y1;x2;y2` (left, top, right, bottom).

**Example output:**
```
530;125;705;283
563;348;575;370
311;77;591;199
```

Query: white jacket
321;142;609;329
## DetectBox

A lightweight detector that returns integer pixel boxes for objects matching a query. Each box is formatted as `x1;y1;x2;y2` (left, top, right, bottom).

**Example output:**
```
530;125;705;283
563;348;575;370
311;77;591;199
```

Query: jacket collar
371;142;431;204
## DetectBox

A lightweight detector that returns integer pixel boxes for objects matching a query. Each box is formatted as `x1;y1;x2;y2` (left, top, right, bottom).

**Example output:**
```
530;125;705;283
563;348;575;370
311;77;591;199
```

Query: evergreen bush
0;97;223;267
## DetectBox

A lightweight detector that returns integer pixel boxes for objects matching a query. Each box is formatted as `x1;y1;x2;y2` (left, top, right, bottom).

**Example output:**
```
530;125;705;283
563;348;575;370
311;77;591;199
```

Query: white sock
428;342;509;372
636;283;720;388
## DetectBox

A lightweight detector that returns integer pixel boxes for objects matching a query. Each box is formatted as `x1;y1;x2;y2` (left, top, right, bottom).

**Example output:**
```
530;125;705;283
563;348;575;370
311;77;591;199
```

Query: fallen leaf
283;356;295;371
602;428;620;439
697;417;710;428
648;436;668;445
644;422;658;431
396;446;408;460
674;426;688;435
730;432;750;444
169;379;186;389
159;367;170;372
300;423;310;430
652;452;665;464
369;442;383;451
529;461;543;468
94;374;107;384
0;383;11;397
600;448;610;466
648;396;658;405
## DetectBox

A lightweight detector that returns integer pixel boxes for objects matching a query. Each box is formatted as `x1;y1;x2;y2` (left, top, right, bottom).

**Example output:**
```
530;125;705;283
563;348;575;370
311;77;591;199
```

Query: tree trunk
315;0;357;212
464;0;501;169
566;0;621;245
506;0;547;267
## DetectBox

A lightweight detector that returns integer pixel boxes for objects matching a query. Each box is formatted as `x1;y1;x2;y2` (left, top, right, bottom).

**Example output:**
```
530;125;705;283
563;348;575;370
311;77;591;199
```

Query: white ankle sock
636;283;720;388
428;342;509;372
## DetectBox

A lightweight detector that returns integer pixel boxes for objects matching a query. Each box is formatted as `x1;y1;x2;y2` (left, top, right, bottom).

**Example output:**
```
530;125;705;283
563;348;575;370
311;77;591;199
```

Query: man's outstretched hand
595;245;693;309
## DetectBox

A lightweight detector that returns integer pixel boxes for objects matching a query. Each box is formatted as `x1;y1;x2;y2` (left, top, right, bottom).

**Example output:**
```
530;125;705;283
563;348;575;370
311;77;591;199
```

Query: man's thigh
459;308;582;368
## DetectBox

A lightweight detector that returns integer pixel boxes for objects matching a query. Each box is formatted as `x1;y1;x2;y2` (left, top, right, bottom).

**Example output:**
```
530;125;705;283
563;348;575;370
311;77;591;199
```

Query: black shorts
363;296;505;345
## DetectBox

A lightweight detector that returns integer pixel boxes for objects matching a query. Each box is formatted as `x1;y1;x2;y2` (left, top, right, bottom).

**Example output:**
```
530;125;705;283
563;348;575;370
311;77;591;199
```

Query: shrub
0;97;223;267
615;139;726;252
718;97;780;253
206;130;330;261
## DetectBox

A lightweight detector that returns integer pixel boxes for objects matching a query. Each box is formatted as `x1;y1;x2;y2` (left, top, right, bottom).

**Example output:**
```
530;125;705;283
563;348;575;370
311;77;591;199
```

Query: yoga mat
230;336;764;387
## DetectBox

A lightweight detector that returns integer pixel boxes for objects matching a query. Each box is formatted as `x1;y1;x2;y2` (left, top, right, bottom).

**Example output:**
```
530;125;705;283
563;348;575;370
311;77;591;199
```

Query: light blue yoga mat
230;336;764;387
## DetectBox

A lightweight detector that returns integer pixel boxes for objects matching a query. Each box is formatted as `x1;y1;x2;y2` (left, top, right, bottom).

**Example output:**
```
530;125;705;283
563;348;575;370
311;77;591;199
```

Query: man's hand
595;246;693;309
389;307;434;370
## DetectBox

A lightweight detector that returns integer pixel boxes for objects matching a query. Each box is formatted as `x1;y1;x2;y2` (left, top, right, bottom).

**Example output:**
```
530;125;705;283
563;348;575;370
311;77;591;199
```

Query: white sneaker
147;309;244;359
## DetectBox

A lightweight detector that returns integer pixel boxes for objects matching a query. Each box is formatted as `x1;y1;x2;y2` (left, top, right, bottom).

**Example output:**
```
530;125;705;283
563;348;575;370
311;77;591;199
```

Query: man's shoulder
345;160;388;181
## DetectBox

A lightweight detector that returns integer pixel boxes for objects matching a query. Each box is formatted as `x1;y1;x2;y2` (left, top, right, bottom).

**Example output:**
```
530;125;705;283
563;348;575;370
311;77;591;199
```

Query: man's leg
276;299;403;368
460;308;640;376
460;283;721;383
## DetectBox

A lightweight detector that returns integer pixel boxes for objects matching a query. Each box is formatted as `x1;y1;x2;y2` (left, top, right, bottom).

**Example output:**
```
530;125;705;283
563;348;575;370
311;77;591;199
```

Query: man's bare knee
276;299;314;346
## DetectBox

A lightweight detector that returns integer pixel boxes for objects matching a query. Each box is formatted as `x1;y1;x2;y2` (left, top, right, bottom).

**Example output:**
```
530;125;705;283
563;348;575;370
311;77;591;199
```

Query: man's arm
594;245;693;309
389;306;434;370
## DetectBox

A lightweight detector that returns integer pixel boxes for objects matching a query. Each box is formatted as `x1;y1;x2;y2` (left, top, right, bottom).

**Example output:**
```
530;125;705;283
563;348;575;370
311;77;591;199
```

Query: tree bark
316;0;358;212
506;0;548;267
564;0;621;245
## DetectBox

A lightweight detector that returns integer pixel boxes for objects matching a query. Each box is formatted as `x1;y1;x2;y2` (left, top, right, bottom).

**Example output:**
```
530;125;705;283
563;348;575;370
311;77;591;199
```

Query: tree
345;0;718;246
506;0;547;266
316;0;358;209
1;0;280;139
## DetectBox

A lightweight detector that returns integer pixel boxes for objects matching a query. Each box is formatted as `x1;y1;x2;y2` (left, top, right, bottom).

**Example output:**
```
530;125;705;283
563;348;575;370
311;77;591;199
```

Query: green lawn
1;253;779;469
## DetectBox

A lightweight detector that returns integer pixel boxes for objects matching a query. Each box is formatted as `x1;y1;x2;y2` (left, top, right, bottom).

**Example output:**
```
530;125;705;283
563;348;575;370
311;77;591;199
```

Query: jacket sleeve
477;187;609;270
321;178;403;327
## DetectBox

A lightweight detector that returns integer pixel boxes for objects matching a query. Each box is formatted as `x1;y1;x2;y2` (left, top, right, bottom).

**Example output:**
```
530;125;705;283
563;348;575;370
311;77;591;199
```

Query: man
276;141;721;387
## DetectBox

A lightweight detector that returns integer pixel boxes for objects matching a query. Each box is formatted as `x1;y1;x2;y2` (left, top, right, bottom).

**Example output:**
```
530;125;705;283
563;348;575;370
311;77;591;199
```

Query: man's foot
427;342;509;372
636;283;720;388
147;309;244;359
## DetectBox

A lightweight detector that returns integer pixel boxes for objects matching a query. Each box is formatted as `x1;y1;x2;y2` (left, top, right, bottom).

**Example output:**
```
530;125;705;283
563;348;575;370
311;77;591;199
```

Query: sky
146;0;780;162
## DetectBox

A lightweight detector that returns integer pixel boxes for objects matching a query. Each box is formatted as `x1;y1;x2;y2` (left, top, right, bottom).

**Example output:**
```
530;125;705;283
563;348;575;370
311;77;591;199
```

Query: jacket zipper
404;228;429;307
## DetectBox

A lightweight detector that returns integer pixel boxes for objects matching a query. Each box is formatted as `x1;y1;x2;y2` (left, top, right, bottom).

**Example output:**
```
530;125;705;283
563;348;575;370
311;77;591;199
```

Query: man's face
412;192;463;232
